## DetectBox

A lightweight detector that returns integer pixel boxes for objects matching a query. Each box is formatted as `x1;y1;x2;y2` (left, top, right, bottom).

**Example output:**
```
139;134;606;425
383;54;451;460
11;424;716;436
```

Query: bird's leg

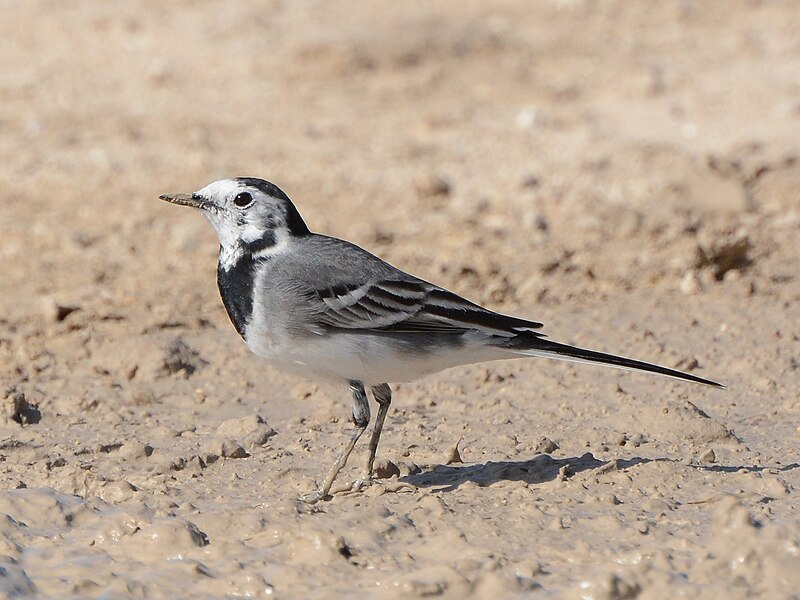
302;381;369;503
361;383;392;483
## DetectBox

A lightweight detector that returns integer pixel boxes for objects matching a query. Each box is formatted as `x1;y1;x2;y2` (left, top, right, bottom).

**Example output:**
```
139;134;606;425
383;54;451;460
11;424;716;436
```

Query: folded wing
312;279;545;337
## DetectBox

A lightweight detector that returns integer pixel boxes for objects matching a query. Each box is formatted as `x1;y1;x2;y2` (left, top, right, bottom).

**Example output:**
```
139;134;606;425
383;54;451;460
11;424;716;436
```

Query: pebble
374;459;401;479
5;389;40;425
700;448;716;463
221;439;249;459
40;297;79;322
534;437;559;454
201;438;224;461
443;440;463;465
216;415;275;449
599;493;621;506
94;480;138;503
118;442;154;460
680;271;703;294
414;174;451;199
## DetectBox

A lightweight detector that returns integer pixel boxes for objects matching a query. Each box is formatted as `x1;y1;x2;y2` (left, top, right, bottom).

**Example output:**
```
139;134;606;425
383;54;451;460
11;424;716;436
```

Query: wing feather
312;279;544;337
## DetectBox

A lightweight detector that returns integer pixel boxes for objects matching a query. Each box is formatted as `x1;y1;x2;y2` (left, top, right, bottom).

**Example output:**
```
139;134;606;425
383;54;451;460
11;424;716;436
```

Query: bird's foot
343;477;416;497
301;477;415;503
299;488;330;504
326;475;377;497
348;476;374;493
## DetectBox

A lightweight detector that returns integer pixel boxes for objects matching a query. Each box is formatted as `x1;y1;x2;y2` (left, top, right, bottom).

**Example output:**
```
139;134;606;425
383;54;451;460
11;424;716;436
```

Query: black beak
159;193;215;211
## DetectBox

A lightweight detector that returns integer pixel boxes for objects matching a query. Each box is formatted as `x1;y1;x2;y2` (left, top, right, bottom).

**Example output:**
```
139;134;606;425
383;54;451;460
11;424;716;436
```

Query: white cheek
240;222;264;243
205;212;239;248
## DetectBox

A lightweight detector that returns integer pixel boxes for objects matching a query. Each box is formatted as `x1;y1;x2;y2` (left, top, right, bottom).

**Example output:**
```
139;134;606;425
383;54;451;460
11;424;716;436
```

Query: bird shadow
401;453;800;493
402;452;605;492
688;462;800;474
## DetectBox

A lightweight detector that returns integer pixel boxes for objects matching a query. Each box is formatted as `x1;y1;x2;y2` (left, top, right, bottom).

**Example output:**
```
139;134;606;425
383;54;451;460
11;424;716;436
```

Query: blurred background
1;1;799;596
2;0;798;325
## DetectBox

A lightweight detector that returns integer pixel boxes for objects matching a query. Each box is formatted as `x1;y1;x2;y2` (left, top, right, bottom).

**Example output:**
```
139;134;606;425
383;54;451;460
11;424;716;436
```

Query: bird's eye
233;191;253;207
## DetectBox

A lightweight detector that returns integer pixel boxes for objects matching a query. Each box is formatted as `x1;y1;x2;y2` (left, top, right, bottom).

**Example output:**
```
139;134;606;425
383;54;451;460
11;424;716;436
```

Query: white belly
245;328;504;385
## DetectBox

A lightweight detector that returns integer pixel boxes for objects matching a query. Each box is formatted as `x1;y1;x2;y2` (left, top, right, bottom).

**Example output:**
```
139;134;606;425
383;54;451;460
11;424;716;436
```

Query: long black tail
511;338;724;388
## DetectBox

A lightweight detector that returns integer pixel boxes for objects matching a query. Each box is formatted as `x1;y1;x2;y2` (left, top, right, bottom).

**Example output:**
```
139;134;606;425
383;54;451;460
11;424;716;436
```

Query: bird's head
160;177;309;262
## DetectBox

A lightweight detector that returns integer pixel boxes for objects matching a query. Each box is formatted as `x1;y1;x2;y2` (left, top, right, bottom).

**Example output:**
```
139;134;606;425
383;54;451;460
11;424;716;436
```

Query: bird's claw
299;476;376;503
300;488;330;504
348;476;373;493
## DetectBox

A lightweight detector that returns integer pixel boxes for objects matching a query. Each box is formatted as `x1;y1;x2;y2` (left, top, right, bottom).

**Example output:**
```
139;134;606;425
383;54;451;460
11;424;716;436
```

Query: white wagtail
160;177;722;502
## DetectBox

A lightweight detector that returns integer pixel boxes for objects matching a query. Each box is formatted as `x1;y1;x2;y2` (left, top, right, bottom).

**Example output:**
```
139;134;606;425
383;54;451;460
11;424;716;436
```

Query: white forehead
196;178;242;200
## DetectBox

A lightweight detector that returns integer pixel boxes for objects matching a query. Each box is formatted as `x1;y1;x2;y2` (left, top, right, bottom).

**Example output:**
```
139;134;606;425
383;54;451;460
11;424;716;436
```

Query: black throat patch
217;252;259;338
217;227;282;337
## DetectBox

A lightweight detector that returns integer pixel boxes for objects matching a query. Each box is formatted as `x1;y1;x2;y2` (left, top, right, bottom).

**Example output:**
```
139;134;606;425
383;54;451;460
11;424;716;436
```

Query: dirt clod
443;439;463;465
534;437;559;454
6;389;41;426
694;235;753;280
162;338;207;377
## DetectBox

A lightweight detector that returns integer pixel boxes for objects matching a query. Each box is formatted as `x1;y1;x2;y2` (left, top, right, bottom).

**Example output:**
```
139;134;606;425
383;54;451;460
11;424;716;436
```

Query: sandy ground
2;1;800;598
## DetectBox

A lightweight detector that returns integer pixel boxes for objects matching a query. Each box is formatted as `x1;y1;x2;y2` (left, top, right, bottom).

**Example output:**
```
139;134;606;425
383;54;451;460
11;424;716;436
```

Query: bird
160;177;723;503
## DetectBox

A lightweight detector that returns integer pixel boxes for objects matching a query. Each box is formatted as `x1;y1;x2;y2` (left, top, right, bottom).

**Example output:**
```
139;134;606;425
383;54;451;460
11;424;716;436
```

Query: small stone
534;437;559;454
596;460;619;475
443;439;463;465
201;438;224;462
680;271;703;295
95;480;138;503
701;448;716;463
627;433;646;448
5;389;41;425
374;459;401;479
184;455;207;473
153;425;180;438
599;493;621;506
46;457;67;469
415;174;451;199
118;442;154;460
161;338;207;377
674;357;700;371
694;235;752;280
396;461;422;477
221;439;249;459
216;415;275;449
40;297;80;322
